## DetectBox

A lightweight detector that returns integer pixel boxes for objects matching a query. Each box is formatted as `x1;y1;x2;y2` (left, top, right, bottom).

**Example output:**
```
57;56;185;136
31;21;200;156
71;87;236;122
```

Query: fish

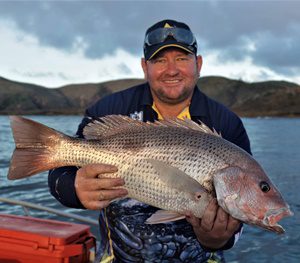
8;115;292;234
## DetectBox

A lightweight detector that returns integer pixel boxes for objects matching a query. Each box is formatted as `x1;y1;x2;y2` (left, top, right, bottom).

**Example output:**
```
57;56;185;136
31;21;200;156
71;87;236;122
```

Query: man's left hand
186;199;241;250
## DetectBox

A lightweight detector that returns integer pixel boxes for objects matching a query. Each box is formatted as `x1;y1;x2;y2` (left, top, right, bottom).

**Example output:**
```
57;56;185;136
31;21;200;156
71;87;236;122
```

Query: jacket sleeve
48;166;84;208
226;115;252;155
199;223;243;252
216;105;252;155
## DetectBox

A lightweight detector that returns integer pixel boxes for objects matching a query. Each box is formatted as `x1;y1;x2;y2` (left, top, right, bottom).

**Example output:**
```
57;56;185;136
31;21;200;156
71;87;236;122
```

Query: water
0;115;100;235
0;115;299;262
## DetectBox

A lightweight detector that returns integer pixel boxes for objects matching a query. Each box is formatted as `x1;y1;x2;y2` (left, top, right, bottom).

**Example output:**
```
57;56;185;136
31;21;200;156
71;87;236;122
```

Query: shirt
152;103;191;120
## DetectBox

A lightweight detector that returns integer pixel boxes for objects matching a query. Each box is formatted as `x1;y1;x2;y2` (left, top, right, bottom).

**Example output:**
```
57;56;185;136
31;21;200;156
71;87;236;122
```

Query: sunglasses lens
146;29;167;45
174;28;195;45
145;28;195;46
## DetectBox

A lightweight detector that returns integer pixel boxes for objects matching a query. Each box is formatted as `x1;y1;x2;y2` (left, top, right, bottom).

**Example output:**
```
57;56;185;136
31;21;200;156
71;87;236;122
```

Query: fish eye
260;181;270;193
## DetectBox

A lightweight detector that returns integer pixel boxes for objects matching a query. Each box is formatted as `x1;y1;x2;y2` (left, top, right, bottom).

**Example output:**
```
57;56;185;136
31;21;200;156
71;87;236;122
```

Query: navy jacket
48;82;251;262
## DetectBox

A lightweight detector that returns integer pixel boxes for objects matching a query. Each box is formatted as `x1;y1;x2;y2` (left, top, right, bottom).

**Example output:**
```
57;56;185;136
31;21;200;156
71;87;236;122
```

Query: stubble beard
153;87;194;105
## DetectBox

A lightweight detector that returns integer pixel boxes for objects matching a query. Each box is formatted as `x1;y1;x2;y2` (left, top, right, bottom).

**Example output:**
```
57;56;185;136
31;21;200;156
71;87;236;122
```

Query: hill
0;76;299;117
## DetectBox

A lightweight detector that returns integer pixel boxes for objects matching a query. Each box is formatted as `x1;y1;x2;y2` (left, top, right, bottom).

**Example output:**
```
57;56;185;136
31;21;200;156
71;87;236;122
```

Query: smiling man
142;47;202;115
49;19;251;262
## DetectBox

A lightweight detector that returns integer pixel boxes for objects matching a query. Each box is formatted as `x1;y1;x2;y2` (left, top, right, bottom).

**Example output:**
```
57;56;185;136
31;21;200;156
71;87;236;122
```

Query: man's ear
141;58;148;80
196;55;203;76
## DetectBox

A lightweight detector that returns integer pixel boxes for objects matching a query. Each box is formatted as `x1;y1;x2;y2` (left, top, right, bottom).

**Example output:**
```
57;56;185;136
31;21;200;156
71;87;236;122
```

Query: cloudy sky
0;0;299;88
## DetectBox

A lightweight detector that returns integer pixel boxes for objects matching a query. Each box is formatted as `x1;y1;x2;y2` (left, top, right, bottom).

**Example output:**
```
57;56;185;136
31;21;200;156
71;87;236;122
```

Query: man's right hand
75;163;128;210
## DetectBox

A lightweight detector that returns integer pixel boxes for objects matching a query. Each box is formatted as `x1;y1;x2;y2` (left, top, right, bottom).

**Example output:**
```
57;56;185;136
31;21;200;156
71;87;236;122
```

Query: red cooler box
0;214;96;263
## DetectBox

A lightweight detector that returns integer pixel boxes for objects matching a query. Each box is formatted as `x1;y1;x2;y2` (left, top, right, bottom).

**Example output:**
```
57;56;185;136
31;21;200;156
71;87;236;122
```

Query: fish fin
83;115;220;140
155;118;221;137
8;116;67;180
83;115;146;140
147;159;207;197
146;210;185;224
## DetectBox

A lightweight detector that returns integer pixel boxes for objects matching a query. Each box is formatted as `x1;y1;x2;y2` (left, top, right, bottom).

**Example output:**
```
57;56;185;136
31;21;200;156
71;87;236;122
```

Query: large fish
8;115;292;234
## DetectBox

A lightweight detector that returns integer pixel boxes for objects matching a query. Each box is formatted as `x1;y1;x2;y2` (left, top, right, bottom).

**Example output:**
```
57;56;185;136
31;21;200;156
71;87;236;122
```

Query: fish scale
53;131;217;217
70;128;245;199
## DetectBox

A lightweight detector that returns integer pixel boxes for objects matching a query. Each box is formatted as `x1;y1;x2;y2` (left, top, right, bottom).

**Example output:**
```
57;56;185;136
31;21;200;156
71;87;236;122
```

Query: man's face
141;48;202;105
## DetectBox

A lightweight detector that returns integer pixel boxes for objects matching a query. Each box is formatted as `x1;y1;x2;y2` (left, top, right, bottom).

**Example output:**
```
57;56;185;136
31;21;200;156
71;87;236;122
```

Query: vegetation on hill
0;76;299;117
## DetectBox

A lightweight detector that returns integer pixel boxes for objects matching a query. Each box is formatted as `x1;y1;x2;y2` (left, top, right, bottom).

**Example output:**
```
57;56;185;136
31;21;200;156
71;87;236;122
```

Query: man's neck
153;99;190;119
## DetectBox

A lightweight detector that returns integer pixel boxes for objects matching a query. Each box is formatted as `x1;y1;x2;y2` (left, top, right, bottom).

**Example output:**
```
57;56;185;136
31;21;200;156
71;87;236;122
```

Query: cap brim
148;44;194;60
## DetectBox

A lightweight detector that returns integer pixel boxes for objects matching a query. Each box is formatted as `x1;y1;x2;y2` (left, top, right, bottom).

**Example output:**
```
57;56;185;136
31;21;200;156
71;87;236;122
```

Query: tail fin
8;116;67;180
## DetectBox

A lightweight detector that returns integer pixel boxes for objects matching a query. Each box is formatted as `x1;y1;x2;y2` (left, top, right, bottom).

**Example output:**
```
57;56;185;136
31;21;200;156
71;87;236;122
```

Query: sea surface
0;115;299;262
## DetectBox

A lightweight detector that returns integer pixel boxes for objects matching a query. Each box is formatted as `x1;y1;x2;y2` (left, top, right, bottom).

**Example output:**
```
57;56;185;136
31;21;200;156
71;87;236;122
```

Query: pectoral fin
147;159;207;197
146;210;185;224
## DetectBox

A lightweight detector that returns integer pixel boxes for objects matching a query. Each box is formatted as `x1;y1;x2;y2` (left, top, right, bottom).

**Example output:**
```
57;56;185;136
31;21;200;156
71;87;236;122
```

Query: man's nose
165;60;179;75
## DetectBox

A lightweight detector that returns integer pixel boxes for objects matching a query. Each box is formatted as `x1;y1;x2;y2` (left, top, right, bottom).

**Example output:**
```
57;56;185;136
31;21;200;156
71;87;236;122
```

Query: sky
0;0;299;88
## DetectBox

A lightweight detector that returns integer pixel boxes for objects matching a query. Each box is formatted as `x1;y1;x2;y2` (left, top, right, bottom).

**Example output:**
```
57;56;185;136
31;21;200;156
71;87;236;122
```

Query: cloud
194;1;300;77
0;1;147;57
251;24;300;74
0;1;299;85
0;20;143;87
1;2;299;52
202;50;299;84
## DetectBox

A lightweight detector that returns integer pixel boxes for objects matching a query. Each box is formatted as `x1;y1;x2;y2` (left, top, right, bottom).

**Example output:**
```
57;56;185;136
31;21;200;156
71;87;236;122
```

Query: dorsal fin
83;115;221;140
155;118;221;136
83;115;148;139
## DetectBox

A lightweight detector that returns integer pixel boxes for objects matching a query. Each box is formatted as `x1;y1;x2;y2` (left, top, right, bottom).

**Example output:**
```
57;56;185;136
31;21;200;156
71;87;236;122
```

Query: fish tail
8;116;67;180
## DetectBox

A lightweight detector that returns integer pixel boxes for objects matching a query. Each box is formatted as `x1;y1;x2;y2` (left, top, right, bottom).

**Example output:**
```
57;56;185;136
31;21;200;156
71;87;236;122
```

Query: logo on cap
164;23;173;28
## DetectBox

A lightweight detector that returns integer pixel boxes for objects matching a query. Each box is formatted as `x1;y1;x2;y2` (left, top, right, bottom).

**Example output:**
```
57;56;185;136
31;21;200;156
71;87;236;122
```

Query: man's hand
75;163;128;210
186;199;241;250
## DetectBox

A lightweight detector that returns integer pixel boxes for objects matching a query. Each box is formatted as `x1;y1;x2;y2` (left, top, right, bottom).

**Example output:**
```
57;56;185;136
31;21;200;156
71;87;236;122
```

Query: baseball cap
143;19;197;60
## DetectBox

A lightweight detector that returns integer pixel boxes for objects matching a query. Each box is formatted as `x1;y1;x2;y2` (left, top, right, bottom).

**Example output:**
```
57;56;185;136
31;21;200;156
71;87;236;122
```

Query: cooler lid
0;214;91;246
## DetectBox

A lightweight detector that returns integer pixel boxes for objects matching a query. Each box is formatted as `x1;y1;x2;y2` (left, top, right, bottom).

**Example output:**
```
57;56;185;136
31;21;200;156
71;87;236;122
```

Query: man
49;19;251;262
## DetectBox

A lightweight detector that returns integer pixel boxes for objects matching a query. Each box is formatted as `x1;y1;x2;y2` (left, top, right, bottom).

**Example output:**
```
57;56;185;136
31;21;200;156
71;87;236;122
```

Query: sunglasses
144;27;196;47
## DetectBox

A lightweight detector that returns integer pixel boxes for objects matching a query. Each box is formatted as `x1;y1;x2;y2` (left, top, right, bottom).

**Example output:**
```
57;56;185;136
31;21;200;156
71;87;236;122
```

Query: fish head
214;166;293;234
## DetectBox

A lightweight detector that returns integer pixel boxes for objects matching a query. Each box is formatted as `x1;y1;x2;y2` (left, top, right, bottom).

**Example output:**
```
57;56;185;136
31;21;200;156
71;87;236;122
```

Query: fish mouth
262;207;293;234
